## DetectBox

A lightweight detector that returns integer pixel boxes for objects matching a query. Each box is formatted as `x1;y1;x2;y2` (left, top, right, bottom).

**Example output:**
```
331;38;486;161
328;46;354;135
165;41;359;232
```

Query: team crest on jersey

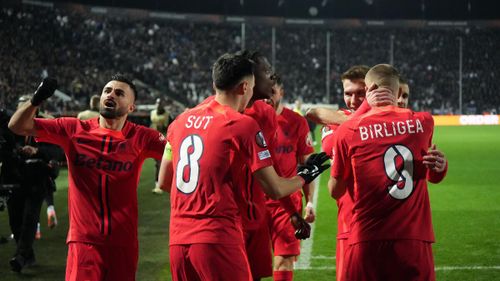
255;131;267;148
306;133;313;147
158;133;166;142
321;126;333;140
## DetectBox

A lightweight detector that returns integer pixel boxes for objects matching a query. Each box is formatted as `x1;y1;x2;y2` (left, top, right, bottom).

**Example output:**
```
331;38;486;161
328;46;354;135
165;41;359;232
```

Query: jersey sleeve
296;116;315;157
234;117;273;173
330;125;352;181
141;128;167;160
34;117;76;150
422;113;448;183
321;125;335;158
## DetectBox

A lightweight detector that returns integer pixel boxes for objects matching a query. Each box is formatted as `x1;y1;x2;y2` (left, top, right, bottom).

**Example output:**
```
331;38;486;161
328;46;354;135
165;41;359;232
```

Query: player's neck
276;104;284;115
214;93;243;112
99;116;127;131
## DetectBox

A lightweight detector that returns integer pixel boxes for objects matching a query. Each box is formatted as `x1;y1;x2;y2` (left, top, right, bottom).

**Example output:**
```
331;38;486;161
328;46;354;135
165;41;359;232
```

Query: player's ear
129;103;136;113
236;81;247;96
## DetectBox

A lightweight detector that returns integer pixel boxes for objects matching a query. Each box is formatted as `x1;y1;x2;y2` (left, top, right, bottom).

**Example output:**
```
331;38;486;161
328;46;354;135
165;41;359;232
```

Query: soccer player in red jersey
158;52;328;281
328;64;448;281
237;51;312;281
265;74;315;281
309;65;369;281
309;66;448;280
189;51;311;280
9;75;167;281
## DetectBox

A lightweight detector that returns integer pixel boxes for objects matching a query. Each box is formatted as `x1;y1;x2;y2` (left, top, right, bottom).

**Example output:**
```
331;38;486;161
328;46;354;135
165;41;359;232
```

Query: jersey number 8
176;135;203;194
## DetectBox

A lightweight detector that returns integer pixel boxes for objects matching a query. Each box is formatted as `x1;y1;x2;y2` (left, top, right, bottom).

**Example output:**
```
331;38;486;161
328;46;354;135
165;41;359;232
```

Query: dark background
4;0;500;20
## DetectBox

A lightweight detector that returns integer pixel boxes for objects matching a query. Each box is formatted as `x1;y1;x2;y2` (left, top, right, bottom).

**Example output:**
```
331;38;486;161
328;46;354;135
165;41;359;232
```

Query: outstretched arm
306;107;348;126
255;152;330;200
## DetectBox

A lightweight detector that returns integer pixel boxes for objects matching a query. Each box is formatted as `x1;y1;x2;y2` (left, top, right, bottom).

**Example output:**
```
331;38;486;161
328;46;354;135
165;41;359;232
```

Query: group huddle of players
8;50;447;281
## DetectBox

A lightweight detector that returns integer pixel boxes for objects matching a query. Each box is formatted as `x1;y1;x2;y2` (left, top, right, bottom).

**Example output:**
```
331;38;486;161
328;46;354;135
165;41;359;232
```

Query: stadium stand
0;4;499;115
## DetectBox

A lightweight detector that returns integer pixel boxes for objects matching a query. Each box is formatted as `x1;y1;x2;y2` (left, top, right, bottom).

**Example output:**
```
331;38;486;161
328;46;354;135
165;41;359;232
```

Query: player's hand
423;144;447;173
297;152;330;184
366;84;396;107
304;202;315;223
290;213;311;240
20;145;38;156
47;205;58;229
31;78;58;106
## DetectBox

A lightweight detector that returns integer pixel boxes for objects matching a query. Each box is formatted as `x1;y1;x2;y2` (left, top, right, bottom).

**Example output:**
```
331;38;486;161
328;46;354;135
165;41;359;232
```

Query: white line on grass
311;255;335;260
295;176;321;270
295;265;500;271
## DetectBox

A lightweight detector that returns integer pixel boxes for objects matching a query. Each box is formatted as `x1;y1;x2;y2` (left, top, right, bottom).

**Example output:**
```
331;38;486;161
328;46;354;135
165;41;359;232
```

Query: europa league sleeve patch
255;131;268;148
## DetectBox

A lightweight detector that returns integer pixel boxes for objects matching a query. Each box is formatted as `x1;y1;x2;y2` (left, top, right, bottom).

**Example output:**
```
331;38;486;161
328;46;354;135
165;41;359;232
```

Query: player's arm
254;152;329;200
305;107;348;125
299;153;316;223
8;78;58;136
424;144;448;183
158;142;174;192
328;176;346;200
254;167;306;200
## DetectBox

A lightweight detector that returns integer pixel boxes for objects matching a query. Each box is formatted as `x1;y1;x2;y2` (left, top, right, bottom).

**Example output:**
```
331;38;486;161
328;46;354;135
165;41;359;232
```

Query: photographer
6;96;59;272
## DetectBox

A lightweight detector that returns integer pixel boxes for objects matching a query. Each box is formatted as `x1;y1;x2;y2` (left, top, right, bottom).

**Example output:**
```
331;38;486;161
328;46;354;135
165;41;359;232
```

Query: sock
273;270;293;281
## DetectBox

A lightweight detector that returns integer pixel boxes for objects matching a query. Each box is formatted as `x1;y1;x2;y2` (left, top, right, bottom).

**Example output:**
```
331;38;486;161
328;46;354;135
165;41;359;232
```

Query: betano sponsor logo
74;153;133;172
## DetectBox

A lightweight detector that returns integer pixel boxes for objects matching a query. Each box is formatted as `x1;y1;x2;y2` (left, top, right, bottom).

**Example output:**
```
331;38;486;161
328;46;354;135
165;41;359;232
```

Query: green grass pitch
0;125;499;280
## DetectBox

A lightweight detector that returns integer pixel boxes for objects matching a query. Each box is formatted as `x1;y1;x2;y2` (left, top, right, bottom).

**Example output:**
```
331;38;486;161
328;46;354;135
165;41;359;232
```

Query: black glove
290;213;311;240
297;152;330;184
31;78;58;106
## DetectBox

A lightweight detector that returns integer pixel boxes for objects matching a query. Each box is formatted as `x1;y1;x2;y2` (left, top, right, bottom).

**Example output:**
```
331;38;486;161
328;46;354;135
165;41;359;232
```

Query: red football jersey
321;109;352;158
167;99;273;245
266;107;314;210
320;109;353;239
235;100;278;229
34;117;166;246
331;106;435;244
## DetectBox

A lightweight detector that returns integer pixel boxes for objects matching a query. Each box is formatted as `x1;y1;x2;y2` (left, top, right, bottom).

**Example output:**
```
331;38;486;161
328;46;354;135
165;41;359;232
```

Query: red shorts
336;238;348;281
244;223;273;279
170;243;251;281
268;205;300;257
343;240;435;281
65;242;138;281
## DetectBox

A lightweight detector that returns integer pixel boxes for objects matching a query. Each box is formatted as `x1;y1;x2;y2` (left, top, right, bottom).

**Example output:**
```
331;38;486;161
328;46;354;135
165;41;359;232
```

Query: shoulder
413;110;434;125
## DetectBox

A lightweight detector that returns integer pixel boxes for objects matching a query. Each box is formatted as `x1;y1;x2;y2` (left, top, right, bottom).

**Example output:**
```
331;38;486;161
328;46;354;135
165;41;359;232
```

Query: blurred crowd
1;5;499;115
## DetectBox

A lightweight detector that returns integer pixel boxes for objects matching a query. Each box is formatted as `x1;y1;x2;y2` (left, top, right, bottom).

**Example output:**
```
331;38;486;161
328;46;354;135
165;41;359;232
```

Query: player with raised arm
265;74;316;281
328;64;447;281
9;74;166;281
158;52;329;281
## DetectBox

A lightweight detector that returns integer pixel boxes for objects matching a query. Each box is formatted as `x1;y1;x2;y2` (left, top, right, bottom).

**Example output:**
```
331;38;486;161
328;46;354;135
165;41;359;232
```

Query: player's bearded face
99;81;135;119
100;102;129;119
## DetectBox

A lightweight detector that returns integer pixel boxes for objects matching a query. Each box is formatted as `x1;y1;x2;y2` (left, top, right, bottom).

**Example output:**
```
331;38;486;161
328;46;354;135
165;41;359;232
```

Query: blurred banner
433;115;500;126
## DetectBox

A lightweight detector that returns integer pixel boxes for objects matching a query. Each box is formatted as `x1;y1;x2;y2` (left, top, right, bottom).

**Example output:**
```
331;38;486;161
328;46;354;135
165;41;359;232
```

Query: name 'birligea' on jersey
359;118;424;141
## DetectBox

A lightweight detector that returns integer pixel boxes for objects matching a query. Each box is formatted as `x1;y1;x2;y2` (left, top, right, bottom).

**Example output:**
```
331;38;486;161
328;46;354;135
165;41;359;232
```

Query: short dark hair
236;49;265;63
212;53;255;91
399;75;408;85
341;65;370;81
111;74;137;101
